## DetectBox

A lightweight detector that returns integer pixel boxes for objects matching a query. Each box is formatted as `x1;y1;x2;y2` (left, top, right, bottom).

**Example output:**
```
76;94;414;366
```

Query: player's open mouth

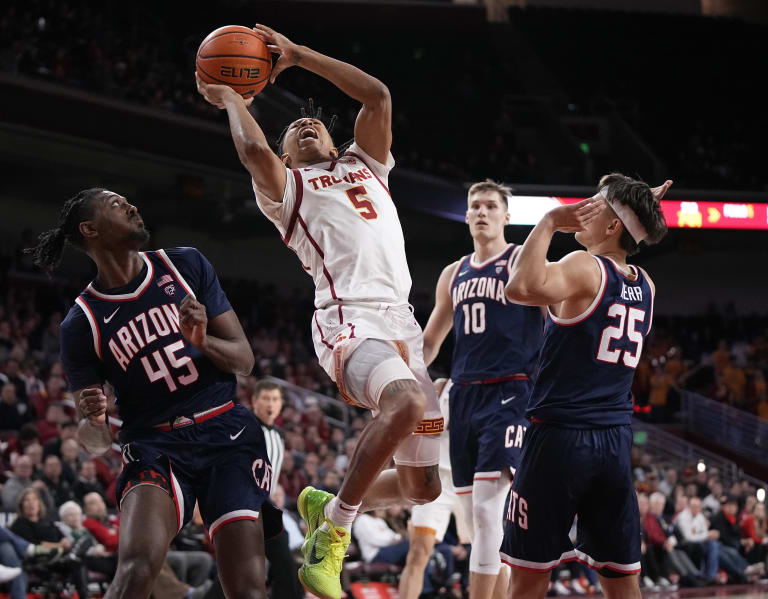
299;127;318;140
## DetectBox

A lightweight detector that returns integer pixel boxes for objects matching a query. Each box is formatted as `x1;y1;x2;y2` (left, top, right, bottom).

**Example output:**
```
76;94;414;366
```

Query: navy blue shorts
116;403;282;539
500;423;641;574
448;379;531;491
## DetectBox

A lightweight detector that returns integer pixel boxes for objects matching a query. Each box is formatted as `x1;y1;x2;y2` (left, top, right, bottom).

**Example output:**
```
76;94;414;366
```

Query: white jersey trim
86;252;153;300
548;255;606;326
156;250;196;300
74;297;102;360
637;265;654;334
500;549;640;573
209;509;260;538
469;244;512;269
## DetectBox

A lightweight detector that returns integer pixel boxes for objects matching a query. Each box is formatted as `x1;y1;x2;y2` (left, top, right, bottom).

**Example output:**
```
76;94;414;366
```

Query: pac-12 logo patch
495;259;507;274
163;284;175;296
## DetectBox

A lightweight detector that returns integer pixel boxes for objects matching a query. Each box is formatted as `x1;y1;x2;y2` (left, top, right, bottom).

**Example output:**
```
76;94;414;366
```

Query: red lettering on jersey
319;175;333;188
308;177;321;190
331;175;343;184
361;168;373;179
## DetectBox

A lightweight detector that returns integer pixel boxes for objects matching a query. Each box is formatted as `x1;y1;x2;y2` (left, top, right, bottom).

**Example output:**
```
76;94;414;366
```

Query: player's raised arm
422;262;459;366
195;73;287;203
76;386;113;456
506;199;603;307
253;24;392;163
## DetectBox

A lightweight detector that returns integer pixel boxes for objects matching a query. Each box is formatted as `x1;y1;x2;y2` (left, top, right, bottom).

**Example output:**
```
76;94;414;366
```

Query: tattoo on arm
424;465;439;485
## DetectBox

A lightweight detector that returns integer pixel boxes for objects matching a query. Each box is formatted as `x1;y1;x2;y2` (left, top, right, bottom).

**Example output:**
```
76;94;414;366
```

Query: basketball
196;25;272;98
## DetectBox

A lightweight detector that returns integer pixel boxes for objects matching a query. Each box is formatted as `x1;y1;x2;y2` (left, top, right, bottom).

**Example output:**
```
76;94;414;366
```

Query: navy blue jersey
60;248;236;433
449;245;544;383
526;255;654;428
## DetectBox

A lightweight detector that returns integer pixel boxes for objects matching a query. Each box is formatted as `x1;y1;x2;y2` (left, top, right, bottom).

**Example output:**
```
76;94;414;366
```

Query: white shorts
312;303;443;466
410;469;471;543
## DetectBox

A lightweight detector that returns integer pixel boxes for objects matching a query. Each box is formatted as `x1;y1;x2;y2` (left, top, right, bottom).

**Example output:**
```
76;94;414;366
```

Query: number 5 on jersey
345;185;378;220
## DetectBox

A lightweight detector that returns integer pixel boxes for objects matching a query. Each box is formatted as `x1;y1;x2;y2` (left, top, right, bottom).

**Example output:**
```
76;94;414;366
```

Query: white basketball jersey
438;380;452;472
253;142;412;309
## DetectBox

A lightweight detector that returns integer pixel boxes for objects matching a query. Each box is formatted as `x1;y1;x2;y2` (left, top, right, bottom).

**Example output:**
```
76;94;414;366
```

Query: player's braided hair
276;98;352;156
599;173;668;256
24;188;105;273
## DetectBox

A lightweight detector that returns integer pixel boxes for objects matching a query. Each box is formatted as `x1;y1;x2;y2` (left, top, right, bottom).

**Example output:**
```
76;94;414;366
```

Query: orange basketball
196;25;272;98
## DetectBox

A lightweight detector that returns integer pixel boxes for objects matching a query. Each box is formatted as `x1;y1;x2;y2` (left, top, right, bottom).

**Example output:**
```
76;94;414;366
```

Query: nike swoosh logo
501;396;516;405
459;269;470;277
309;536;323;565
229;427;246;440
103;308;120;324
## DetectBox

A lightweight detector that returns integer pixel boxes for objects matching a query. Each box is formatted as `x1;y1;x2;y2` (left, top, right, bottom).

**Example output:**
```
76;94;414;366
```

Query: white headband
599;187;648;243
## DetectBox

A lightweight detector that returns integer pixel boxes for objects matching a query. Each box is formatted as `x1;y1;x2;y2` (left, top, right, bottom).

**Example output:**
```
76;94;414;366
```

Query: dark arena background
1;0;767;598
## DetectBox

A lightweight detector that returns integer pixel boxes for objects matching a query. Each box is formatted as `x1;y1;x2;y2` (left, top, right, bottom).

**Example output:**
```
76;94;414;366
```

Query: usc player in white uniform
196;23;442;599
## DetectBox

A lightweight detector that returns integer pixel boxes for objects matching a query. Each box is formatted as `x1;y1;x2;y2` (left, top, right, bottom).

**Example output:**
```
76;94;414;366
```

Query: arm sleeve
60;309;106;392
251;167;296;236
163;248;232;319
346;141;395;182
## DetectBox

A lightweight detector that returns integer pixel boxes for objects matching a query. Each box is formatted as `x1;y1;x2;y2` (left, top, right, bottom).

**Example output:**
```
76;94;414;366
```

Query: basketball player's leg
469;471;510;599
575;426;642;599
399;528;437;599
501;425;581;599
212;519;267;599
105;484;178;599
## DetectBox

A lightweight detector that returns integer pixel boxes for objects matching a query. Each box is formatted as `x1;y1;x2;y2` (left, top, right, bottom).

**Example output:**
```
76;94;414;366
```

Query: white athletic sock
322;496;360;530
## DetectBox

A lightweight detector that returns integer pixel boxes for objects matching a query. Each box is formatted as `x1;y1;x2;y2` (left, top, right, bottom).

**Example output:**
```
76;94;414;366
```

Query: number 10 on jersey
462;302;486;334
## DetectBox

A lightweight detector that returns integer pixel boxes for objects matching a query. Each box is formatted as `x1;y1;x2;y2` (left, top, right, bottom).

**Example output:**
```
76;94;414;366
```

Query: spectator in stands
39;454;74;508
278;452;306;505
0;382;33;431
59;438;81;484
740;501;768;565
2;359;27;403
72;459;105;503
1;456;52;512
674;497;719;583
35;402;67;445
301;397;330;441
8;488;86;596
319;468;341;495
81;492;118;554
23;442;43;476
42;420;77;459
647;492;704;587
703;481;724;515
302;452;321;488
335;438;357;475
0;524;57;599
58;500;117;578
353;508;409;567
710;495;764;582
659;467;678;497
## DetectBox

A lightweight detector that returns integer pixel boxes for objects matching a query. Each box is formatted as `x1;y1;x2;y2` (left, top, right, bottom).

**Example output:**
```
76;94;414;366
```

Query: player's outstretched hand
651;179;673;202
545;198;604;233
180;295;208;350
79;387;107;425
252;24;301;84
194;72;253;109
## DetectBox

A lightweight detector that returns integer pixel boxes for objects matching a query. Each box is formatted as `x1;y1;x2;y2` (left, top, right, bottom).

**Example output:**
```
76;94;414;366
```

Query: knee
402;470;441;505
382;382;427;431
405;540;433;569
115;555;158;587
0;541;20;566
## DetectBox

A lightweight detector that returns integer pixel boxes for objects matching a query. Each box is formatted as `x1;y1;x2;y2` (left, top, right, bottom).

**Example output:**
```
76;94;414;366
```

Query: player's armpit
508;251;600;307
422;261;459;366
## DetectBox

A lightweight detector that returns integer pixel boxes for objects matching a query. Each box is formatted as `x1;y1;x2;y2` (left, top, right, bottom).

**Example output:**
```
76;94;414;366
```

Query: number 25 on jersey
596;303;645;368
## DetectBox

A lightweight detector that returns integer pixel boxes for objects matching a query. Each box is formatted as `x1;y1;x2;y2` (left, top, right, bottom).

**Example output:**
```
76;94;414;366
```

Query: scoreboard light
506;196;768;230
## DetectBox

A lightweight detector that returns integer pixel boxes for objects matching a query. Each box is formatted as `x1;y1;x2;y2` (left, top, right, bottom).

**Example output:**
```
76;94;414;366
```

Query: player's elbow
365;81;391;109
505;277;534;304
240;140;273;170
236;345;256;377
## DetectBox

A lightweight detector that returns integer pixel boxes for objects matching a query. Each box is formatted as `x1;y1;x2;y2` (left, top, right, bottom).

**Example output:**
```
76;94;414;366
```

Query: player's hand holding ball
195;73;252;110
180;295;208;350
251;24;302;84
79;387;107;426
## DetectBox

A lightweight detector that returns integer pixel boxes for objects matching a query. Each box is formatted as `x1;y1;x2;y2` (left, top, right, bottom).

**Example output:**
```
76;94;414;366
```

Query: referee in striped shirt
251;380;302;599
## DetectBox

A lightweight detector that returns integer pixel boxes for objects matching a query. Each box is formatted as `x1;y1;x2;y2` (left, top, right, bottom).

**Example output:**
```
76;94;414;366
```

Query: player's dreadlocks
276;98;351;156
25;188;105;273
